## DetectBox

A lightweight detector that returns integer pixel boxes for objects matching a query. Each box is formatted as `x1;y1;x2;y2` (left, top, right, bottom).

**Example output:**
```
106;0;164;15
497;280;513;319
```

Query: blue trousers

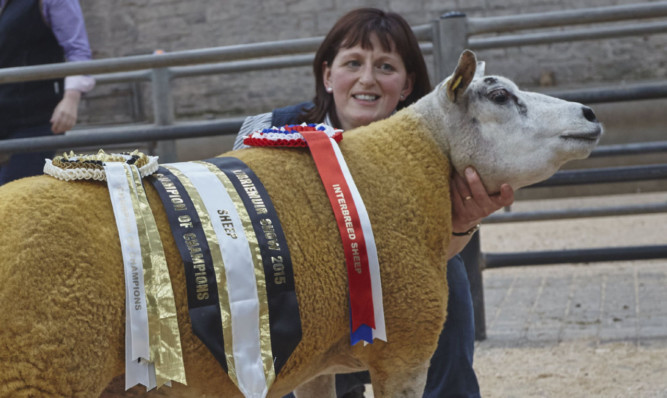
423;255;480;398
286;255;480;398
0;124;54;186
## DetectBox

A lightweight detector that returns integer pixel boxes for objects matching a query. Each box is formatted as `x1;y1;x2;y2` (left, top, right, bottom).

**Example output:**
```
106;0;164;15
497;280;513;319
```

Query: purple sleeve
43;0;92;62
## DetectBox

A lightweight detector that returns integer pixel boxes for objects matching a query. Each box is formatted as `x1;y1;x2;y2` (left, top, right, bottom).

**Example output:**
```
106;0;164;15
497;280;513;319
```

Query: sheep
0;50;602;398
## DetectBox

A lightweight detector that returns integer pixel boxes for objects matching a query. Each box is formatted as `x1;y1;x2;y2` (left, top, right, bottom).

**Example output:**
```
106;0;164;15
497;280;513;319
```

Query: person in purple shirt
0;0;95;185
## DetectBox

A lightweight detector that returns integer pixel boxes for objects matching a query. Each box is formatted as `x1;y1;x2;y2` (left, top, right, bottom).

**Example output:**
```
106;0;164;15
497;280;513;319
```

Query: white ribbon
105;162;157;390
329;138;386;342
167;162;268;398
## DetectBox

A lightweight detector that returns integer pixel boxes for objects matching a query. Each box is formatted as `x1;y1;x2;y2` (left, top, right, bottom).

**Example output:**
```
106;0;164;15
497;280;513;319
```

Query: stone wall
75;0;667;192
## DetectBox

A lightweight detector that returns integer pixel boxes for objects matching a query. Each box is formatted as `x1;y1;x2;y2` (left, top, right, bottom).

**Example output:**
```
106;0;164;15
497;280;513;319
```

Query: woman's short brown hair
300;8;432;127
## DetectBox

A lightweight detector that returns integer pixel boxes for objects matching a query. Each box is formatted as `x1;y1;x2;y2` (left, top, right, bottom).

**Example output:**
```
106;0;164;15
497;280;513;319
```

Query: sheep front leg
293;374;336;398
369;361;430;398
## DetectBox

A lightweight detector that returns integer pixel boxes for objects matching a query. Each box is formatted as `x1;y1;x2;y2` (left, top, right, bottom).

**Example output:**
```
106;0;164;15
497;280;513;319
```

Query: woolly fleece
0;107;452;398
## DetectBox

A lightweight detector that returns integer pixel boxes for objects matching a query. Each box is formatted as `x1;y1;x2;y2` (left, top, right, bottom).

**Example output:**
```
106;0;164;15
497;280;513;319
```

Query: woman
234;8;514;398
0;0;95;185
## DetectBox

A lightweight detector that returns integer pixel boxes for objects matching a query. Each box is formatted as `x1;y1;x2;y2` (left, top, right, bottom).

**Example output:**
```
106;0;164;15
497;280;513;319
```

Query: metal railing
1;2;667;159
432;3;667;340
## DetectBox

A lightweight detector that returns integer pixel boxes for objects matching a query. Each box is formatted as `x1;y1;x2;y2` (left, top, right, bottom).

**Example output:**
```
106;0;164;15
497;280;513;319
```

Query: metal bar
185;66;667;105
485;202;667;223
151;69;174;126
2;118;666;160
0;21;434;86
420;42;433;56
530;164;667;188
460;233;486;341
545;80;667;104
171;54;314;78
93;56;315;85
0;119;245;154
94;71;667;104
151;68;177;162
0;37;325;84
484;245;667;268
470;21;667;50
171;43;433;79
433;12;469;83
411;24;433;41
94;70;152;84
468;1;667;34
590;141;667;157
56;40;434;85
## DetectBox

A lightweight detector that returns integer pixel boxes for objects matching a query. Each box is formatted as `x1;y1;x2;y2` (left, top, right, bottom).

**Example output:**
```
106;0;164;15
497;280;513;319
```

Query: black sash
147;167;229;371
147;157;301;376
206;156;300;374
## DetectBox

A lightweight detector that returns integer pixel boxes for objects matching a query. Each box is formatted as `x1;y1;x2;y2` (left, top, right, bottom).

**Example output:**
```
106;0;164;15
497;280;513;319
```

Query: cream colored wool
0;50;601;398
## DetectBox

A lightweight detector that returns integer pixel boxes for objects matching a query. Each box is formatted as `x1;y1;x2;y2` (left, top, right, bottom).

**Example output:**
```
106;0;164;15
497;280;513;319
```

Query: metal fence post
432;11;469;82
460;232;487;341
151;67;177;162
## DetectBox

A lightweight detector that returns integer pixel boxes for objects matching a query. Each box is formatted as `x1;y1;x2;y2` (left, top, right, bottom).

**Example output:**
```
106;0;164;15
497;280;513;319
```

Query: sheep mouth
559;127;602;142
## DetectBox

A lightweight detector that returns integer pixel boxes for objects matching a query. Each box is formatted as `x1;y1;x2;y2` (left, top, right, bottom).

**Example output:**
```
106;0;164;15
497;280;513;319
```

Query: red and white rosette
243;123;343;148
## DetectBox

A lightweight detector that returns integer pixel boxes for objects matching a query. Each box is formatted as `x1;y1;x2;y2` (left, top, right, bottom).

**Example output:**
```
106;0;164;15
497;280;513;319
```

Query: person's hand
50;90;82;134
446;166;514;258
450;166;514;234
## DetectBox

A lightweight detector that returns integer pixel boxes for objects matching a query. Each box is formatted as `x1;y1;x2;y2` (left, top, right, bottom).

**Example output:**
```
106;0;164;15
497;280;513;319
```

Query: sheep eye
489;89;510;104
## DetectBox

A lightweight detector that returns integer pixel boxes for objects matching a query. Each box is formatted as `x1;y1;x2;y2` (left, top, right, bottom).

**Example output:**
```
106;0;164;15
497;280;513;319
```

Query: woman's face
323;34;414;131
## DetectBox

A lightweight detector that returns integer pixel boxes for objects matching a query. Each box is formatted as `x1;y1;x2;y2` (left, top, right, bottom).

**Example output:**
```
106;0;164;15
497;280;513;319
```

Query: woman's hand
50;90;82;134
447;167;514;258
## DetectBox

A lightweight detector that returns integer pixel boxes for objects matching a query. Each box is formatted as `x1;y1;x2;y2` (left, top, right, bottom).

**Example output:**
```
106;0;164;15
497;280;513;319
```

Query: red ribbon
301;130;375;332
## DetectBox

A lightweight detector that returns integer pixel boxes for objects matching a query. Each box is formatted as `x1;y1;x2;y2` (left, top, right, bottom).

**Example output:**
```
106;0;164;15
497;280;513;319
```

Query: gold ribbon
162;165;239;387
199;161;276;388
126;164;186;387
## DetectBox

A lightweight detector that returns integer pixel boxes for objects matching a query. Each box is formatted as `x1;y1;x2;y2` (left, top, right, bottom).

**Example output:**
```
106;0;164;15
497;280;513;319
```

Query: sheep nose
582;106;597;123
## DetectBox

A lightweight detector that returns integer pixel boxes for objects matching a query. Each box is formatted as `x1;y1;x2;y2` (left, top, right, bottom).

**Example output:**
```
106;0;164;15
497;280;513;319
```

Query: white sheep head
419;50;603;193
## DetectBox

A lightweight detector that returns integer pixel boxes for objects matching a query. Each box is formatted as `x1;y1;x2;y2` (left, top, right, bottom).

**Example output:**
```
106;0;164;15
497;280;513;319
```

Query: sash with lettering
300;130;386;345
147;168;228;370
205;156;300;373
147;157;300;397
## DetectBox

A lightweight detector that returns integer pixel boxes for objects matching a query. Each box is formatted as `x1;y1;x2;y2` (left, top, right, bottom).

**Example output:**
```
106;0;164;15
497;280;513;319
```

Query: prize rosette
44;149;159;181
243;123;343;147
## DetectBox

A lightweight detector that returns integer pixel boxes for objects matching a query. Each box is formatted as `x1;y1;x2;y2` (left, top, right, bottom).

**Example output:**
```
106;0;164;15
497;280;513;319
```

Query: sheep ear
444;50;477;103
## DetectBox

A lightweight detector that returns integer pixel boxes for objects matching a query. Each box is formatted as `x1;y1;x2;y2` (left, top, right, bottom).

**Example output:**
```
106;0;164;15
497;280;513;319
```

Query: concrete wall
74;0;667;196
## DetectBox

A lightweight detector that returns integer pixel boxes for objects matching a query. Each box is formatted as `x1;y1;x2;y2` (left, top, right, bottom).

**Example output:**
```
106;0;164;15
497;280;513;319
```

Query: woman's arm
447;167;514;259
44;0;95;133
